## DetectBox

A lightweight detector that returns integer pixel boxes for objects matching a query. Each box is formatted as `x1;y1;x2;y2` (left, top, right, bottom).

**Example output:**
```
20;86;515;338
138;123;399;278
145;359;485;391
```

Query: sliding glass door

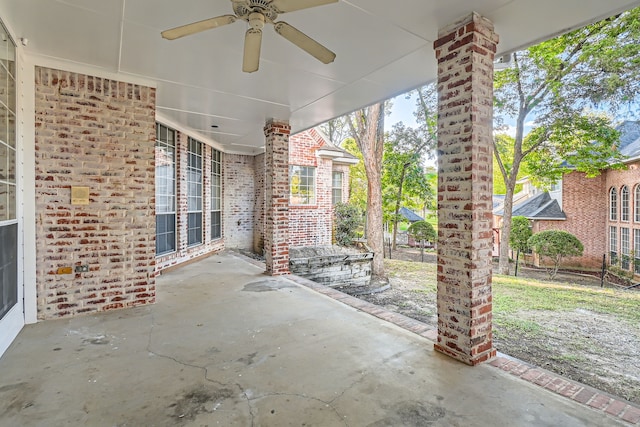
0;20;20;357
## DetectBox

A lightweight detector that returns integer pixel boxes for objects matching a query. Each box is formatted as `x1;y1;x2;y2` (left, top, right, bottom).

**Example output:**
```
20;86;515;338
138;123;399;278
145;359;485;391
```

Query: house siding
605;160;640;273
535;171;607;269
288;128;339;248
34;67;157;319
223;153;256;250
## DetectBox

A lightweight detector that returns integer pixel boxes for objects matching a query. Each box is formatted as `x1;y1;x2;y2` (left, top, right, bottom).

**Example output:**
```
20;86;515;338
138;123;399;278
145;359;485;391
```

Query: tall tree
318;116;349;146
383;123;435;249
341;138;367;212
494;8;640;275
348;102;386;277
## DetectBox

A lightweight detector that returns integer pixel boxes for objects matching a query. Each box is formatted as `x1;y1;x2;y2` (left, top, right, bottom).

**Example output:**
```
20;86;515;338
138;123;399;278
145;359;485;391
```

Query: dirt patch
358;246;640;405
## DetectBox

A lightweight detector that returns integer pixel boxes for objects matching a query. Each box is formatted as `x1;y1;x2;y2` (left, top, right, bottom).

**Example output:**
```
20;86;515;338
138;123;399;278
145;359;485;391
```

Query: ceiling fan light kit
161;0;338;73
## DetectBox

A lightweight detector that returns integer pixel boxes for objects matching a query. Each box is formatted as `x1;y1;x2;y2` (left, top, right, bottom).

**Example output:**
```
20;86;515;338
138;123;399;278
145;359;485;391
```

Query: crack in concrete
145;313;229;391
238;385;257;427
328;370;370;406
145;313;352;426
242;391;350;427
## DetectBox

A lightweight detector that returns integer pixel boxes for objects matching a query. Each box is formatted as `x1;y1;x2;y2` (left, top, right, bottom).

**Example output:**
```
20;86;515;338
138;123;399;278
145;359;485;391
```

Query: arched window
621;186;630;222
610;187;617;221
635;185;640;222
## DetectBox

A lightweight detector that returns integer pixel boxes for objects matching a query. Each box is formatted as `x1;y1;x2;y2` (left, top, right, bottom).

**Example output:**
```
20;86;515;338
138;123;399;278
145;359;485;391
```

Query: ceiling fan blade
274;22;335;64
271;0;338;13
243;28;263;73
161;15;237;40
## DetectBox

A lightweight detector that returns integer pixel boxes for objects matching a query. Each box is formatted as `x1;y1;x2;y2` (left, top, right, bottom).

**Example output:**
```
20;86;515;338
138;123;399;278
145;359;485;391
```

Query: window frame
187;137;203;247
210;147;222;240
635;185;640;223
155;123;177;256
331;171;343;205
290;165;316;206
610;225;618;265
621;227;630;269
609;187;618;221
634;229;640;274
621;185;630;222
0;27;18;321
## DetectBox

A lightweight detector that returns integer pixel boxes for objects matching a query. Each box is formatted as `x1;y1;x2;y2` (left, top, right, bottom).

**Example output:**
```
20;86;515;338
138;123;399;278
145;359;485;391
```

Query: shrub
509;216;532;253
334;203;362;246
407;220;437;244
528;230;584;279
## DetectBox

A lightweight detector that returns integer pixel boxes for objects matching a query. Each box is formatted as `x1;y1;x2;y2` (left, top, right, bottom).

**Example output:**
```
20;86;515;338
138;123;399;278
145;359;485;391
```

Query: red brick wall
288;129;334;247
433;13;498;365
605;161;640;274
534;171;607;269
253;153;266;254
155;129;225;271
34;67;156;319
264;120;290;275
223;154;255;249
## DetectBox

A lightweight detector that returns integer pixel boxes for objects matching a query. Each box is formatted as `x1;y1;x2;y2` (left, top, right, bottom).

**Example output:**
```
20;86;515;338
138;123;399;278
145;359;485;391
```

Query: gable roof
495;192;566;220
617;121;640;158
399;207;424;222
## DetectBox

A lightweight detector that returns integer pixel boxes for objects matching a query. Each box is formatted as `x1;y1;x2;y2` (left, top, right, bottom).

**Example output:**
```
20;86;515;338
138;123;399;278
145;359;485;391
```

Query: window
210;147;222;240
290;166;316;205
187;138;203;246
332;171;343;205
609;187;617;221
635;186;640;222
610;226;618;265
621;227;630;269
155;124;177;255
0;23;17;321
635;229;640;274
621;186;629;222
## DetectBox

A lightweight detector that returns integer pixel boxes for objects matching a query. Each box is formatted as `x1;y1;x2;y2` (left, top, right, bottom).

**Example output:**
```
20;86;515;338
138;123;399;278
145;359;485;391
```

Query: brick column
264;119;291;275
433;13;498;365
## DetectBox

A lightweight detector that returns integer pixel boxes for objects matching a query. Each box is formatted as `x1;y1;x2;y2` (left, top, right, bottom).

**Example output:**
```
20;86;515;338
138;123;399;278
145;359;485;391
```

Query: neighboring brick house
286;128;356;249
494;121;640;272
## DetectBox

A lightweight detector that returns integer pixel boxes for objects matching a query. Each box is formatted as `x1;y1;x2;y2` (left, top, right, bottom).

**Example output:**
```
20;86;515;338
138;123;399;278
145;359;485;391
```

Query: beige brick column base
264;119;291;275
433;12;499;365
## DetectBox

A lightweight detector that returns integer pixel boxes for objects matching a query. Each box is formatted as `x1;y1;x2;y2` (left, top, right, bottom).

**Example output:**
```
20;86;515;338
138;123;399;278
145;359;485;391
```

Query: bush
509;216;532;253
334;203;362;246
407;220;437;244
528;230;584;279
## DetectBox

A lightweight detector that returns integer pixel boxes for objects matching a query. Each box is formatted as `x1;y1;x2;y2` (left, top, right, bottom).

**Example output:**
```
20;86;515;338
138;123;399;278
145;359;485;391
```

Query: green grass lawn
493;275;640;323
383;258;640;403
385;258;640;324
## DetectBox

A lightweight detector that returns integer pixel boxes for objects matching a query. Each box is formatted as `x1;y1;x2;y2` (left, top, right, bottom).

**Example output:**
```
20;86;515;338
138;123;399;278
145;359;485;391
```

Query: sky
386;92;418;130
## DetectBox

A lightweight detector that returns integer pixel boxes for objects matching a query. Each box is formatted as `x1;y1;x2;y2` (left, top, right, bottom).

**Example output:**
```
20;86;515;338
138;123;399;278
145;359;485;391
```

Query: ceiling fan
161;0;338;73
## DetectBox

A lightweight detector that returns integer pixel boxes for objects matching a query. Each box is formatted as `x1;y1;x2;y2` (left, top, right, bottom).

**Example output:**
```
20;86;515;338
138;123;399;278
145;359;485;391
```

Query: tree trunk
497;109;527;275
349;102;386;277
392;163;409;251
498;182;515;275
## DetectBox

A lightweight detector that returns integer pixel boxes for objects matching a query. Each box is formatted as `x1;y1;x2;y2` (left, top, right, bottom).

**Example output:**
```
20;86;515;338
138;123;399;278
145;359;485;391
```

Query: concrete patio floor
0;251;633;426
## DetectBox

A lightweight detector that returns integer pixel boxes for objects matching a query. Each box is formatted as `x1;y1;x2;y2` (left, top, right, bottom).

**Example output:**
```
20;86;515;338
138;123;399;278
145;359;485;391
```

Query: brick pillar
264;119;291;275
433;13;498;365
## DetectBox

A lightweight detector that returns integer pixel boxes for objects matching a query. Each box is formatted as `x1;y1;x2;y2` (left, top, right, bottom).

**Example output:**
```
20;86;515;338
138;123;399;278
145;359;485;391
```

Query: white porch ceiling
2;0;640;154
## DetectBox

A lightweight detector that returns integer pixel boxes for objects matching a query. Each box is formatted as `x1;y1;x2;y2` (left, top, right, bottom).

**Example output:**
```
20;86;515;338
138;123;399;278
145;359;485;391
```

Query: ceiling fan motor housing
234;0;279;21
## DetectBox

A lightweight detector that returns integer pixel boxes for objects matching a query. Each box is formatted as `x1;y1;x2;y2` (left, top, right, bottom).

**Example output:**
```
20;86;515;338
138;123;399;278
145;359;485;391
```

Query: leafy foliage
528;230;584;279
407;220;436;243
382;123;435;224
509;216;532;253
341;138;367;212
333;202;362;246
494;8;640;274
